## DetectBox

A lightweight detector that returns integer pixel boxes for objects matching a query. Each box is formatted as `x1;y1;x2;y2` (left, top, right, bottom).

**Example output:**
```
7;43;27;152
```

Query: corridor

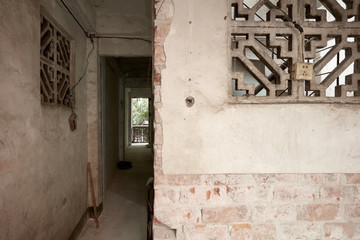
78;145;153;240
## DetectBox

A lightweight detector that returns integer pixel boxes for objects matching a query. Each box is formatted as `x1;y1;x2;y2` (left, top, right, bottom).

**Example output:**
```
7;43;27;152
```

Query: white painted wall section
160;0;360;174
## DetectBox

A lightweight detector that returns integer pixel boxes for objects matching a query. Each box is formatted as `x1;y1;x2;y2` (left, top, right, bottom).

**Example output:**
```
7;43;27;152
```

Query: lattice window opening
229;0;360;102
40;14;75;107
231;0;360;23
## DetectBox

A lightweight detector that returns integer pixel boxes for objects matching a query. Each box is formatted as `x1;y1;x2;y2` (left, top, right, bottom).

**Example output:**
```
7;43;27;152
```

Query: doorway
79;56;153;239
131;98;150;145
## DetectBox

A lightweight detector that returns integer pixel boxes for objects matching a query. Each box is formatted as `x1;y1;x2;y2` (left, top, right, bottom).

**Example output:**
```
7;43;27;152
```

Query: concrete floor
78;144;153;240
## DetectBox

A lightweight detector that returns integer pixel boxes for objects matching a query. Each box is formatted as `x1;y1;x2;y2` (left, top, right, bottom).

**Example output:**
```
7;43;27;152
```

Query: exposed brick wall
153;1;360;239
153;0;172;173
154;173;360;239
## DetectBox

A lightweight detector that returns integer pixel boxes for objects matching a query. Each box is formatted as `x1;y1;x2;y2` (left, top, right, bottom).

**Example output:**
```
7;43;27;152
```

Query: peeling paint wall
153;0;360;239
0;0;93;239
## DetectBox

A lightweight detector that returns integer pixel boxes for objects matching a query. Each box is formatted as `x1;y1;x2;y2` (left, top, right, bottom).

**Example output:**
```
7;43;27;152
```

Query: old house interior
1;0;360;239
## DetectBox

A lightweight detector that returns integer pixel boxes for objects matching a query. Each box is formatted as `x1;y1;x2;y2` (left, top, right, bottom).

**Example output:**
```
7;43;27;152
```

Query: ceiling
91;0;151;17
114;57;152;78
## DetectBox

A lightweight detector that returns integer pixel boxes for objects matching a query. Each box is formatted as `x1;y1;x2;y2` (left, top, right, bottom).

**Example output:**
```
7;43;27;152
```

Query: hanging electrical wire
59;0;90;38
263;0;305;62
71;41;95;92
57;0;153;129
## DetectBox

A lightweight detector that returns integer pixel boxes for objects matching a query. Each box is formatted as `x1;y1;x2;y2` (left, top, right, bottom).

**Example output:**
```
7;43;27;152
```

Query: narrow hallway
79;145;153;240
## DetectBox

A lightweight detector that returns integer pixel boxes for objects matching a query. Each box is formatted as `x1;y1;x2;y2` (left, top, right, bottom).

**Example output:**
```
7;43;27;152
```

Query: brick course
153;172;360;239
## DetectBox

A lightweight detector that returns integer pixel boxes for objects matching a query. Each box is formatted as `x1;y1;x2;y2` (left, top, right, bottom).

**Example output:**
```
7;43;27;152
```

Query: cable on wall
59;0;152;95
91;35;152;43
59;0;90;38
59;0;152;43
58;0;153;130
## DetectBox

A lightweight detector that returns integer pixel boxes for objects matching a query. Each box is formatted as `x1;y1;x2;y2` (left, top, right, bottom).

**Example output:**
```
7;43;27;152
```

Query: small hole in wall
185;96;195;107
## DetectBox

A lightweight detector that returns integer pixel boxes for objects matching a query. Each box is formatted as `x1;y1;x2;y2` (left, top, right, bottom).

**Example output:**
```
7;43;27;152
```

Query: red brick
324;223;360;239
231;224;276;240
300;174;341;184
251;205;295;222
319;186;345;202
299;174;324;184
154;207;201;227
346;174;360;184
154;188;179;205
226;174;254;185
201;174;227;185
274;186;318;202
253;174;277;184
154;45;165;64
345;204;360;219
154;24;171;44
154;107;162;124
274;186;294;201
154;124;163;145
297;204;339;221
153;85;162;104
154;63;164;76
227;185;273;203
343;223;360;238
154;72;161;85
279;223;322;239
155;174;202;186
276;174;300;183
184;224;227;240
344;186;360;202
180;186;227;205
294;186;318;202
202;206;248;223
153;146;162;169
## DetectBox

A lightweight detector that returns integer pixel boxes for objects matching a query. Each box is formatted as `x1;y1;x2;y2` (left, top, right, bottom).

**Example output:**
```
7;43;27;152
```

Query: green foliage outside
132;98;149;125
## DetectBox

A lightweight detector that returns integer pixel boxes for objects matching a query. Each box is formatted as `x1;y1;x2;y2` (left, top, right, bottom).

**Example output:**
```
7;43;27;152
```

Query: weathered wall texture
157;0;360;174
0;0;93;239
153;0;360;239
154;173;360;239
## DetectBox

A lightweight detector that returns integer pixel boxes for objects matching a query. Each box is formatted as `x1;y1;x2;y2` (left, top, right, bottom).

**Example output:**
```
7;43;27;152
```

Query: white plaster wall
160;0;360;174
0;0;90;239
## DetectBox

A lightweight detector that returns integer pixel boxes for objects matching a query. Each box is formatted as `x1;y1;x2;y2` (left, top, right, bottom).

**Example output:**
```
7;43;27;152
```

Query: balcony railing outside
132;125;149;143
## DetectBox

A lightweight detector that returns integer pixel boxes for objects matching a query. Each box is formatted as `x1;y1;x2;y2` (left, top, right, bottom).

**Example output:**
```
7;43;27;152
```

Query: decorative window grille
40;14;73;107
229;0;360;103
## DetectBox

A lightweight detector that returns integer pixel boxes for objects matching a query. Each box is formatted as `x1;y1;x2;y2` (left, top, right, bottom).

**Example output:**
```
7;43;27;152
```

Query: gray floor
78;144;153;240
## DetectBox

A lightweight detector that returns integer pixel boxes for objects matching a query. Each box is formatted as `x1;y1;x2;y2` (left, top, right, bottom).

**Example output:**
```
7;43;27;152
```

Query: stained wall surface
159;0;360;174
0;0;92;239
153;1;360;239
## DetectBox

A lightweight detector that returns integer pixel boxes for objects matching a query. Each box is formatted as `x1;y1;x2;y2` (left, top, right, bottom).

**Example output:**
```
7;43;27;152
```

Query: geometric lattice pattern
230;0;360;103
40;15;73;106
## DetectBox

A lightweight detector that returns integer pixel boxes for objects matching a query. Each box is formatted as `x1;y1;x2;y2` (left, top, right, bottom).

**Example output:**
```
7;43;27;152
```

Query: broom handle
88;162;99;228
